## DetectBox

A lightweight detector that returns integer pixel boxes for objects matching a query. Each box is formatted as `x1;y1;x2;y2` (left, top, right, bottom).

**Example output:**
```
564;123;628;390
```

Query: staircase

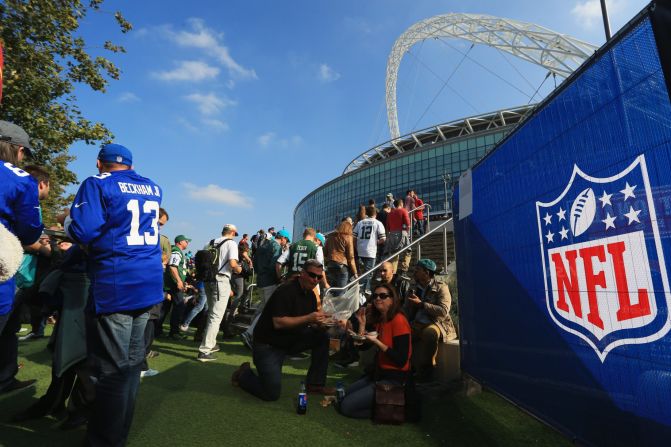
411;228;455;273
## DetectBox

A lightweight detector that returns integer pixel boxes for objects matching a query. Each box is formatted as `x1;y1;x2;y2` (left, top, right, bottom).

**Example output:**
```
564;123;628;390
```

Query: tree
0;0;132;225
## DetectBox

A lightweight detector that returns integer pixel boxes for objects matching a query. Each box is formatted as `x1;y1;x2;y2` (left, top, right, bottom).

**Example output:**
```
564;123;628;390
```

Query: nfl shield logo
536;155;671;362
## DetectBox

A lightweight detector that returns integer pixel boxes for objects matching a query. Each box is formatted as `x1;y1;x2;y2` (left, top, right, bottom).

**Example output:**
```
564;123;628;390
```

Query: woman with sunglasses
338;283;412;419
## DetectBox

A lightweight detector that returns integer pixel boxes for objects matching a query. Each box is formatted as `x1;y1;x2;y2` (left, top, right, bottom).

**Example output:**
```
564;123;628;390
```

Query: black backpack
194;238;231;281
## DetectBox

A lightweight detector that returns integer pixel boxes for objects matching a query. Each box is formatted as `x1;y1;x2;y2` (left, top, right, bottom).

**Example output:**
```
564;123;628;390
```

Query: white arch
386;13;598;140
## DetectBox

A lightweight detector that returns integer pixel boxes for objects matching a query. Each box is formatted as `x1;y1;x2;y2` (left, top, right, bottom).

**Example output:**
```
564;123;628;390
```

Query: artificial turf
1;326;571;447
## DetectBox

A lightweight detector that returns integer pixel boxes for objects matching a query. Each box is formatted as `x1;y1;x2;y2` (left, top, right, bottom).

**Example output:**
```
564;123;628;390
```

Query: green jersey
287;239;317;273
164;245;187;290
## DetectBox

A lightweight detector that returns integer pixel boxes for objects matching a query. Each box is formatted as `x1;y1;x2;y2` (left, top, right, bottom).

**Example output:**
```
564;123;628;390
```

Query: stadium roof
343;104;535;174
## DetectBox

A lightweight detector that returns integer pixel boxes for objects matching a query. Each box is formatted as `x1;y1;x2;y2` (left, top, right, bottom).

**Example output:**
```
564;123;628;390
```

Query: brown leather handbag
373;382;405;425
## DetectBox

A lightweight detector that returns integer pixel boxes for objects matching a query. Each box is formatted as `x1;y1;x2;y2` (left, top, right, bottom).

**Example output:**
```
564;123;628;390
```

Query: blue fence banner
454;2;671;445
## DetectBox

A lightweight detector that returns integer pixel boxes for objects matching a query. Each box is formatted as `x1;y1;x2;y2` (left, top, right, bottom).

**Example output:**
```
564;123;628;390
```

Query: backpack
15;254;37;289
194;238;232;281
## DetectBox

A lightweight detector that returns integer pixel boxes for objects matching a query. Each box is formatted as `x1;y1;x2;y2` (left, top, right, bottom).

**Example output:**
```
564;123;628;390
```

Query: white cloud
183;92;237;115
118;92;140;103
257;132;275;147
176;117;199;133
571;0;625;28
318;64;341;82
133;27;149;38
203;118;229;131
166;18;257;80
183;183;252;208
152;60;220;81
257;132;303;149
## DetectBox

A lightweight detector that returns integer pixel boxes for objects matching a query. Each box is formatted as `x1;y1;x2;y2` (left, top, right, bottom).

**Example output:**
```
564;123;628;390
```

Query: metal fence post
443;224;448;273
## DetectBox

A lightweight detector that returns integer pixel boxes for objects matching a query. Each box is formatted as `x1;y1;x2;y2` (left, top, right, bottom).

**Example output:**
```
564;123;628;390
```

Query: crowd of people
0;119;455;446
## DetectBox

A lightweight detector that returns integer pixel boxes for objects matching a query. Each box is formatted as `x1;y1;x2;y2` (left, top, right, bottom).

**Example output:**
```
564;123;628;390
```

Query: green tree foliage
0;0;131;225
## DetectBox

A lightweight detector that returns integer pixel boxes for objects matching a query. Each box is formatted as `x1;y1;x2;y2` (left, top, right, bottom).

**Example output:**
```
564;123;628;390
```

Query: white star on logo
621;182;636;201
559;226;569;240
545;230;555;243
556;207;566;221
543;212;552;226
602;212;616;230
624;206;641;225
599;190;612;207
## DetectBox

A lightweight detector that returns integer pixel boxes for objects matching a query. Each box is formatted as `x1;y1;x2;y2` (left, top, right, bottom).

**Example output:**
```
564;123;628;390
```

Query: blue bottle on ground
297;381;307;415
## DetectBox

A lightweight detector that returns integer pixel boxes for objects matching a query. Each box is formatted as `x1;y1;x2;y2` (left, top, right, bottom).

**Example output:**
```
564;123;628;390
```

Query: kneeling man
232;259;331;400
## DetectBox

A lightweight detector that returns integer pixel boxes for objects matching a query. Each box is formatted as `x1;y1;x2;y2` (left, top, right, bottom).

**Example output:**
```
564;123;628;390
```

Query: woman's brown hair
335;220;352;236
367;283;403;325
0;141;21;165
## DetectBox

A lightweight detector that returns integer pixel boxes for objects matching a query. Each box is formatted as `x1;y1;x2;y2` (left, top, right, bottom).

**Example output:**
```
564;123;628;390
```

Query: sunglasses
305;271;323;280
372;292;392;300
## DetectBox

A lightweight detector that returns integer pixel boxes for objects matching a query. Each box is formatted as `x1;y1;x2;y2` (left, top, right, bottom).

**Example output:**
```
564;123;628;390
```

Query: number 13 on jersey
126;199;160;246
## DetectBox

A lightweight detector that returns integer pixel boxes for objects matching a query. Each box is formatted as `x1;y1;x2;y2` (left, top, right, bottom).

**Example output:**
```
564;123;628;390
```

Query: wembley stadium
292;13;597;243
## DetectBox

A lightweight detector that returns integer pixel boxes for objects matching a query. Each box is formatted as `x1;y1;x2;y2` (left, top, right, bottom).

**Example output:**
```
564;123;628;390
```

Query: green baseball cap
416;258;437;273
175;235;191;244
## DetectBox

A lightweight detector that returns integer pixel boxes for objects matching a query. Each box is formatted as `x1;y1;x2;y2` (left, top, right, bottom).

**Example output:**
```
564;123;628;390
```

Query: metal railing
325;216;453;296
408;203;431;259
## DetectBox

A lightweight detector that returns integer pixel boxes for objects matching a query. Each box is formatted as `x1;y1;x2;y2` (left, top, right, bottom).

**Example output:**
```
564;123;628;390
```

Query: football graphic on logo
570;187;596;237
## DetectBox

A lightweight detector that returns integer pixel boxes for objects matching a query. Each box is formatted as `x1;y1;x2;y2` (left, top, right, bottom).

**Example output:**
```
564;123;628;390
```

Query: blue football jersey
67;169;164;314
0;162;43;315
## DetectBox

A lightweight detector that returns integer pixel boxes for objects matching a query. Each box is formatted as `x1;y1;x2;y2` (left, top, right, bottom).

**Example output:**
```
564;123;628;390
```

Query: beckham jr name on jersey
67;170;164;314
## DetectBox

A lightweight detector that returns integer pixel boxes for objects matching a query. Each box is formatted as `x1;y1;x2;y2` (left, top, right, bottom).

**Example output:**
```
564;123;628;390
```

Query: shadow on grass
2;331;570;447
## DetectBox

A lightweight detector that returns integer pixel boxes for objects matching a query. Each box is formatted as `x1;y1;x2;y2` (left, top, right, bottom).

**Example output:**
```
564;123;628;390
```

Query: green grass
1;325;570;447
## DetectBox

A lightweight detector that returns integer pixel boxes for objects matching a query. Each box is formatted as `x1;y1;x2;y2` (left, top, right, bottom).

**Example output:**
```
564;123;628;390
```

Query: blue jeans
358;257;376;293
0;291;23;392
182;286;208;327
339;376;399;419
85;309;149;447
326;261;349;297
238;328;330;401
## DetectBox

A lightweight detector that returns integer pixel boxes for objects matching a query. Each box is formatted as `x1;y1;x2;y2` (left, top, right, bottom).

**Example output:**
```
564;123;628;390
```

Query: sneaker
197;352;217;362
179;324;189;332
241;332;253;351
19;332;43;341
210;345;221;353
140;369;159;378
231;362;251;387
146;350;160;359
334;360;359;369
288;352;310;361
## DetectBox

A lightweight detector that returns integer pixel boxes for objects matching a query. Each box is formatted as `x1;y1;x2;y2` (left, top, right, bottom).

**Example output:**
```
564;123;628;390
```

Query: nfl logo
536;155;671;362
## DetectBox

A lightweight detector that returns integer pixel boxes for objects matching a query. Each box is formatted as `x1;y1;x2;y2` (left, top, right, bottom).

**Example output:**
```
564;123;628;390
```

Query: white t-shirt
316;246;324;265
353;218;386;258
277;245;290;265
213;236;239;276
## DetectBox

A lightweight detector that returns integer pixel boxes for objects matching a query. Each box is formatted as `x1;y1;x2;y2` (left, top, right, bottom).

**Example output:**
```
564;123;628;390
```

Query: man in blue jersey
66;143;163;446
0;121;45;394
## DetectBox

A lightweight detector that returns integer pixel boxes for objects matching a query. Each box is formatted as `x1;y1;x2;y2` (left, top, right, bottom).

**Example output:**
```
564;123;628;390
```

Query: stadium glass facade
293;107;533;237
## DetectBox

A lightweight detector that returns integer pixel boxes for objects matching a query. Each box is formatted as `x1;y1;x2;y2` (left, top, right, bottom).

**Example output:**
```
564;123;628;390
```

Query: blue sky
65;0;649;249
